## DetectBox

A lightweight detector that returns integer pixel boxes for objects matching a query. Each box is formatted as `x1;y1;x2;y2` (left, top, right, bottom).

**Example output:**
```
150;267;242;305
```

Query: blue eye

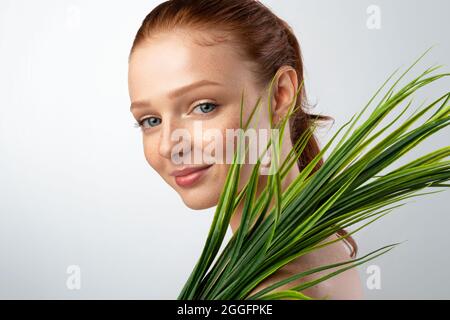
193;102;218;115
139;117;161;129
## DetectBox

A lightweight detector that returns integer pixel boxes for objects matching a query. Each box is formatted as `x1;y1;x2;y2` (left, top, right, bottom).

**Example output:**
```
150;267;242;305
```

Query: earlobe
271;112;283;126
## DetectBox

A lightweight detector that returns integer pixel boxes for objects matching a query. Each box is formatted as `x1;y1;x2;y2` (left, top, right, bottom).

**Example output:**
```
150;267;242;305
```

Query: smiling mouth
174;164;213;187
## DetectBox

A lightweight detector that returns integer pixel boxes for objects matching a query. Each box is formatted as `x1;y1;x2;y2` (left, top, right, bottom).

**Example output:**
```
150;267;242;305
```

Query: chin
179;189;219;210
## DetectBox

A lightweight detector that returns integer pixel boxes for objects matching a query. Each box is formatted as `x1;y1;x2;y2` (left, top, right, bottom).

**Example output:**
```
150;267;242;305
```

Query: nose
158;117;191;164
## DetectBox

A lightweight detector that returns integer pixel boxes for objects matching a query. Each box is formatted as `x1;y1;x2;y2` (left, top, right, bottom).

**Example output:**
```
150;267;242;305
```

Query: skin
128;28;364;299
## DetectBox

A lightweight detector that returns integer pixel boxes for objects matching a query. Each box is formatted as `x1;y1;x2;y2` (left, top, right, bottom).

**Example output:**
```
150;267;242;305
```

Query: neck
229;159;300;234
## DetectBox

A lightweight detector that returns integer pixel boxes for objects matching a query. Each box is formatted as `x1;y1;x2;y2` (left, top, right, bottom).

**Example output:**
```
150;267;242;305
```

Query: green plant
178;48;450;300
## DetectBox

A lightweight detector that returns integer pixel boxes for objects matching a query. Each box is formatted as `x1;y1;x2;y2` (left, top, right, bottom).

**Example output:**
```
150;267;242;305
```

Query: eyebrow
130;79;221;111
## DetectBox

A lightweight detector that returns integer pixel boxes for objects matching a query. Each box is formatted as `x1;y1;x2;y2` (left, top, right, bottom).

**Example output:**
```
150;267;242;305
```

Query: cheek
143;137;161;170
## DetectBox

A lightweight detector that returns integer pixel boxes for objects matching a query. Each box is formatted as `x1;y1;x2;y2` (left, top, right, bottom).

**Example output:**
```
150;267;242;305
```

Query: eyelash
134;102;219;130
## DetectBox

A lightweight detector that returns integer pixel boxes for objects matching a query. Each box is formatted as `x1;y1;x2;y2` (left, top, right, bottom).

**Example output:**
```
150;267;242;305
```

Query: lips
170;164;213;187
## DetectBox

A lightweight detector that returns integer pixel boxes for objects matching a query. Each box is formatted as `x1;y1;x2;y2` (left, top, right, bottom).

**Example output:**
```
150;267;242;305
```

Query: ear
270;66;299;124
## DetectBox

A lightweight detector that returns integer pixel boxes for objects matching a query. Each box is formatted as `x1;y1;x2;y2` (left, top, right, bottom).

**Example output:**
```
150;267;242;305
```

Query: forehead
128;30;257;98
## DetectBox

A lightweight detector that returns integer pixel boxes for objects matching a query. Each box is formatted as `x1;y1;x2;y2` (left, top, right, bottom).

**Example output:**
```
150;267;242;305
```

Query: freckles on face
128;29;266;209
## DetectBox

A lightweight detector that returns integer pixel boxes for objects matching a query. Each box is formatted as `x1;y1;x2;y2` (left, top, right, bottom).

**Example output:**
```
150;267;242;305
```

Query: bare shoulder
290;233;365;300
250;233;364;299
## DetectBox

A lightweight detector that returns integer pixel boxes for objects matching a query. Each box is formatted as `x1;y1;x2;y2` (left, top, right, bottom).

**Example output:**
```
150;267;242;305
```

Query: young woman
128;0;363;299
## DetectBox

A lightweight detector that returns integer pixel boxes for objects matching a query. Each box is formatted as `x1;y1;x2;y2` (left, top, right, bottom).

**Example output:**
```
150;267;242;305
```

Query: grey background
0;0;448;299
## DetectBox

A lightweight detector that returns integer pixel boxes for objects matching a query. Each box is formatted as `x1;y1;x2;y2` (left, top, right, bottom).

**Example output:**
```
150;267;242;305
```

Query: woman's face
128;29;272;210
